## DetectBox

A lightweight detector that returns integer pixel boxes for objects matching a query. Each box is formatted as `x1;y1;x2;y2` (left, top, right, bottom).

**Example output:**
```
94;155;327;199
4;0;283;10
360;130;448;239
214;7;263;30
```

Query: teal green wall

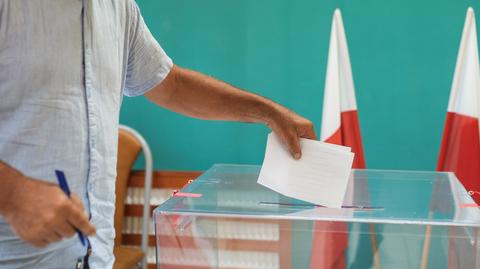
120;0;480;171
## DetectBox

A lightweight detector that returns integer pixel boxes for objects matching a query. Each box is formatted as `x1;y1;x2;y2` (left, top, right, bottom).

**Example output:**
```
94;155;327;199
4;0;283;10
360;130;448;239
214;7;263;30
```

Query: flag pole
420;213;433;269
369;223;382;269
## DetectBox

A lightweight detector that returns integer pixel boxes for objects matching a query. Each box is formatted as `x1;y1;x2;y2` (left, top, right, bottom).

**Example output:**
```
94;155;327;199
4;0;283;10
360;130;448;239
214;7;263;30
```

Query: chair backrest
115;129;142;246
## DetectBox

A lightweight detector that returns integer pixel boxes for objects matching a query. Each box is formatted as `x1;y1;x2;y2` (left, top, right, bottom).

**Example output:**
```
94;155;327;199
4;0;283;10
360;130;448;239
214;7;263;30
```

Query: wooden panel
159;235;282;252
123;234;282;252
157;265;211;269
124;204;157;217
113;246;144;269
279;221;292;269
216;238;281;252
158;265;241;269
122;234;156;246
128;170;202;188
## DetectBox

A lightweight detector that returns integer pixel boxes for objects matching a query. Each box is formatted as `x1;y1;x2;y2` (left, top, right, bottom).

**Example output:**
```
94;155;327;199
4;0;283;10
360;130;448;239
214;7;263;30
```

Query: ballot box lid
154;164;480;227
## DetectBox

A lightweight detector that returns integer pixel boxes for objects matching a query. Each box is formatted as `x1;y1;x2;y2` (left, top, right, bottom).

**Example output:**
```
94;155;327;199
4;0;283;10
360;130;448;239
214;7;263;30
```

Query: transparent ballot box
154;164;480;269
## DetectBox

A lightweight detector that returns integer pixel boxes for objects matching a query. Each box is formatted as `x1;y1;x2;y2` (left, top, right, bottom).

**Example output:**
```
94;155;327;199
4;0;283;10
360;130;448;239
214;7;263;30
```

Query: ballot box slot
258;201;384;211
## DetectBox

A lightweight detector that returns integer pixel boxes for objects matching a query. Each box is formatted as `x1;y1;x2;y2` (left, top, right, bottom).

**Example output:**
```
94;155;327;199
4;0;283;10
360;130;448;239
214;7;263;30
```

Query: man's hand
0;164;95;248
266;105;317;159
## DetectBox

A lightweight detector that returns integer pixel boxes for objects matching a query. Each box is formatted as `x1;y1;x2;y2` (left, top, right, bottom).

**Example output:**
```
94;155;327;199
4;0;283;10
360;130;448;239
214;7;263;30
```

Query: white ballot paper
257;133;354;208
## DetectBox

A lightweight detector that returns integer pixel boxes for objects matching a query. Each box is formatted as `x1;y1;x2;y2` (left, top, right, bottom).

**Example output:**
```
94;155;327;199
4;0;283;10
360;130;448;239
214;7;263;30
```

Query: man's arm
145;65;316;158
0;161;95;247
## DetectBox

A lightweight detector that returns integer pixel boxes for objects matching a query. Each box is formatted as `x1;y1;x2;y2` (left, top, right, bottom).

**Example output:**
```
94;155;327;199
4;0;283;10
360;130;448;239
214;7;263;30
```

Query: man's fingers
295;120;317;140
71;193;85;210
6;178;96;249
69;192;94;235
57;222;77;238
282;130;302;159
20;232;48;248
43;232;62;244
32;240;48;248
67;206;96;236
300;125;317;140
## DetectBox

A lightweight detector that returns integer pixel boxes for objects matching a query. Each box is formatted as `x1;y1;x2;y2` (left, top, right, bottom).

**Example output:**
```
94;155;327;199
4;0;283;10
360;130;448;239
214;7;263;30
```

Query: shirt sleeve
123;1;173;97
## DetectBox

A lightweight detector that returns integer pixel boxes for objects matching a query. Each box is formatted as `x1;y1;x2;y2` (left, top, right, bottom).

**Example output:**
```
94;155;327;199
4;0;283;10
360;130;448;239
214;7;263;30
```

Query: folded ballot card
257;133;354;208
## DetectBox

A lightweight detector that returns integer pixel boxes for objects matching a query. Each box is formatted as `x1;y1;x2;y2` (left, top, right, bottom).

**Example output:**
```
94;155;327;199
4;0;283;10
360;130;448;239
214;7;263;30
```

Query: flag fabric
319;10;366;169
310;9;366;269
437;7;480;205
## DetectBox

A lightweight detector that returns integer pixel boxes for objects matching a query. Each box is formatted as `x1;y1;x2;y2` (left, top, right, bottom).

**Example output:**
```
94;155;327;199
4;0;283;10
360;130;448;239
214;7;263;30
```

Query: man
0;1;316;268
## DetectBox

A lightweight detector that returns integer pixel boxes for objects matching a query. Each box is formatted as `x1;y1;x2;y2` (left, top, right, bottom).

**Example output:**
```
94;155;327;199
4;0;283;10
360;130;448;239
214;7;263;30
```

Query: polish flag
319;9;366;168
437;7;480;205
310;9;366;269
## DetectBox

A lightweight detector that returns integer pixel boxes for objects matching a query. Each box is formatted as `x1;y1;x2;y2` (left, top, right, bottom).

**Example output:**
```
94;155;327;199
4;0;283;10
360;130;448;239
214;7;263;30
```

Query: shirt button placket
82;0;96;214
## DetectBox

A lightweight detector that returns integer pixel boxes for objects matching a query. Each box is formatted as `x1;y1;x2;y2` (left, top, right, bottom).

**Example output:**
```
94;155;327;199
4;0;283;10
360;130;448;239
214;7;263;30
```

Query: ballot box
153;164;480;269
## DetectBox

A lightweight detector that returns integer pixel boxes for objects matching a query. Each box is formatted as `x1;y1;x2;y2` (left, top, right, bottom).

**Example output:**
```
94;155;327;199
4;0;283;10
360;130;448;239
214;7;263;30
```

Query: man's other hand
2;175;95;248
267;105;317;159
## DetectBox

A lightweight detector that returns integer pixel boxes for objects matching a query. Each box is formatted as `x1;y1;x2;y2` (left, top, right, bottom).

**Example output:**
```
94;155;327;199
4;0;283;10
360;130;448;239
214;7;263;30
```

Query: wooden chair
113;125;153;269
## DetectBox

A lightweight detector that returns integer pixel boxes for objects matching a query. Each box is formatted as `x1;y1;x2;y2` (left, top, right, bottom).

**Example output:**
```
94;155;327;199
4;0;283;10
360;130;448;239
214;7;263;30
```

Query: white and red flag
310;9;366;269
437;7;480;205
319;9;366;169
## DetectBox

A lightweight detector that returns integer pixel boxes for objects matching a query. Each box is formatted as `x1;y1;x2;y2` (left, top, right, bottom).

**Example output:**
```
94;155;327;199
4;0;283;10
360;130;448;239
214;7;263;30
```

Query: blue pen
55;170;86;246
